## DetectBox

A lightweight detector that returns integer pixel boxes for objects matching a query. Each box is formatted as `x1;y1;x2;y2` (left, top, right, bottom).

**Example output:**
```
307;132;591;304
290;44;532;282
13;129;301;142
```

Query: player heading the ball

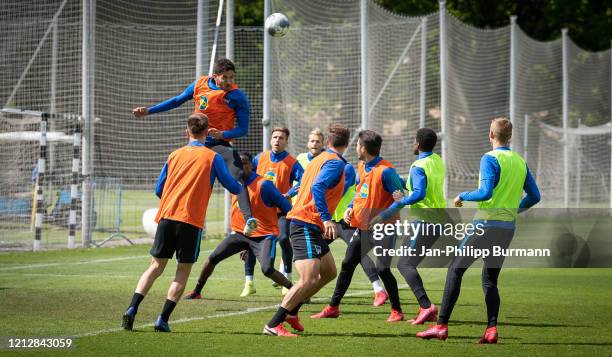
132;58;257;236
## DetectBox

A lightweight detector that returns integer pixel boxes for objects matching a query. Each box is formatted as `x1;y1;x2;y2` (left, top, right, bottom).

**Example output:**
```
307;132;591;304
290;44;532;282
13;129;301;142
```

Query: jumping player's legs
208;144;253;220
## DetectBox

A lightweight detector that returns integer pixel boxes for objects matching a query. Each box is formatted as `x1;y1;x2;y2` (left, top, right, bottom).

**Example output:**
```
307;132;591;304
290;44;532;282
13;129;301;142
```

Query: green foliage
378;0;612;51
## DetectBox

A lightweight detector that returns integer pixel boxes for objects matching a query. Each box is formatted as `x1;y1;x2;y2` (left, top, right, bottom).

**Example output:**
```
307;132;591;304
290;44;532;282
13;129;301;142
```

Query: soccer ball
265;13;290;37
142;208;158;238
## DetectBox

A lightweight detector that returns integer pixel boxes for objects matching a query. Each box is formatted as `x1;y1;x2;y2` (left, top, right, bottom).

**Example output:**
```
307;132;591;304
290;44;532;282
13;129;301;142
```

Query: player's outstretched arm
212;154;242;194
132;81;196;118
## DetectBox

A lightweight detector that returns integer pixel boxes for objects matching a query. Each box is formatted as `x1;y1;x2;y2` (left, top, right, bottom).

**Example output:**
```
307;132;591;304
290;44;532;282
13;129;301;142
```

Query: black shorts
150;218;202;263
290;223;330;261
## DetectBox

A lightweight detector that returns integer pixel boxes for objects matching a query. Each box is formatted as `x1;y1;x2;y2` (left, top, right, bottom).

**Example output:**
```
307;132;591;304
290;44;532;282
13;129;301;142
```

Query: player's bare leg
303;252;337;299
281;258;321;311
263;258;324;336
167;263;193;301
154;263;193;332
122;257;168;330
135;257;168;296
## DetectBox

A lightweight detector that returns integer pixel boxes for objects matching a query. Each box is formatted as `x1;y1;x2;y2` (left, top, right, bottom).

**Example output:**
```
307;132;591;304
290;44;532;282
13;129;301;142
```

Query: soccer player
373;128;445;324
311;130;404;322
417;117;540;343
240;127;303;297
121;113;242;332
263;124;350;337
183;152;294;300
132;58;257;235
297;128;389;306
295;128;325;170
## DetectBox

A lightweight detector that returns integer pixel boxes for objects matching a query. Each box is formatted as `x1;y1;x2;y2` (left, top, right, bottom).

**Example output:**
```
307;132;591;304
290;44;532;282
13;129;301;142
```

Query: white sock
245;275;254;283
279;260;285;275
284;272;292;281
372;280;384;293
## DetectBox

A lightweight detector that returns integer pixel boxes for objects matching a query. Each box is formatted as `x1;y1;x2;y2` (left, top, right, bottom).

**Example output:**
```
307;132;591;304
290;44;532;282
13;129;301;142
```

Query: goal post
0;108;82;250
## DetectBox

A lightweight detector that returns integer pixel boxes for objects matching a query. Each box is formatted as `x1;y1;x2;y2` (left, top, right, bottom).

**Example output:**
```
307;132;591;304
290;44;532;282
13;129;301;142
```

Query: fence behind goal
0;0;610;250
269;0;611;207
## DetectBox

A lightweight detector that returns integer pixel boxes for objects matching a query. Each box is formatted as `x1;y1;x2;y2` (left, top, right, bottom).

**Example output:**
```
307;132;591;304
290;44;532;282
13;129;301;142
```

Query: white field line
0;272;246;281
75;284;409;338
0;250;214;271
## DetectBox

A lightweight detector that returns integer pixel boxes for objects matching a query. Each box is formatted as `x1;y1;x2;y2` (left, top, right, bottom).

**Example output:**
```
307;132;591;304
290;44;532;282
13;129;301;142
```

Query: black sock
267;307;289;327
129;293;144;313
289;302;303;316
160;299;177;322
194;282;205;294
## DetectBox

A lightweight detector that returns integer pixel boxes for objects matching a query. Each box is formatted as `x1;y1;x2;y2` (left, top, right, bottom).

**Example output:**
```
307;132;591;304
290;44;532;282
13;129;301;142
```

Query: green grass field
1;241;611;356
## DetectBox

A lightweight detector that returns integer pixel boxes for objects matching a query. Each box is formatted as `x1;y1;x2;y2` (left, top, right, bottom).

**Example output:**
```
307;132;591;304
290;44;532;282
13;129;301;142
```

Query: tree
376;0;612;51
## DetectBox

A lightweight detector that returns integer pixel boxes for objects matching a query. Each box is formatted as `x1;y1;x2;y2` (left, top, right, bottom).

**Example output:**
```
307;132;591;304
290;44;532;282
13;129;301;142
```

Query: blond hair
309;128;324;141
490;117;512;145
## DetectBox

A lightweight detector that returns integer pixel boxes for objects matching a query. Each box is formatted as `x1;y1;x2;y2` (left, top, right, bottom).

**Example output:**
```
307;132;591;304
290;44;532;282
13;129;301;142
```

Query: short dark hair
187;113;209;135
213;58;236;74
272;126;290;139
358;130;382;156
327;124;350;148
415;128;437;152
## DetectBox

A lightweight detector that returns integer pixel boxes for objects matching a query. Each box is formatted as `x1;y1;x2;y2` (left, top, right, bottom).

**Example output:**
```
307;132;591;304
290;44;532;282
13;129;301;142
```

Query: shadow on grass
517;342;612;347
454;320;589;328
164;330;408;338
161;329;523;340
127;328;612;346
197;297;280;304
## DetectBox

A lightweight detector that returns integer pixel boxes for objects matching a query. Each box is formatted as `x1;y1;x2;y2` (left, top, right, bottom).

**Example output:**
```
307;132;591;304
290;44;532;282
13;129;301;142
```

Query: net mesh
1;0;610;249
444;11;511;196
0;113;79;249
566;41;611;207
93;0;263;239
512;29;563;206
0;0;81;249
